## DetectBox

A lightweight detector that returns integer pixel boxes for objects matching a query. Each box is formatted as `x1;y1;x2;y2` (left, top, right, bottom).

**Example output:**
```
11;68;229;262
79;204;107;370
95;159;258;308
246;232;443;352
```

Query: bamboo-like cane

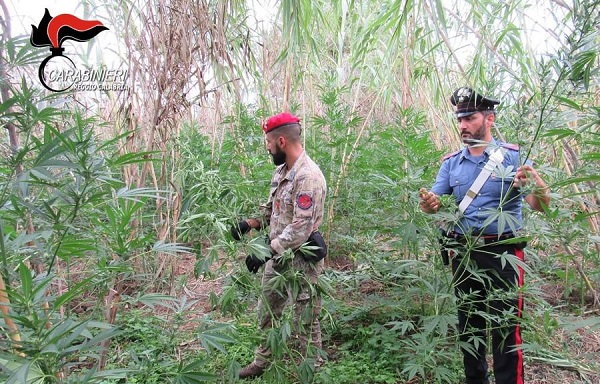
560;140;600;308
0;273;25;356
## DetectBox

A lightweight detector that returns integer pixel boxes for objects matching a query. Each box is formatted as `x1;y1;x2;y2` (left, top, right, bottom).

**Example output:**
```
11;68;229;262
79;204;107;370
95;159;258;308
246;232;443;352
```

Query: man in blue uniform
419;87;550;384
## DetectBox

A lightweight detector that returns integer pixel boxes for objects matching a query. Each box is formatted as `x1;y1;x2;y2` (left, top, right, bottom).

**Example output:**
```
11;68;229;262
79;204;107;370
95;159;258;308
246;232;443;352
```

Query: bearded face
270;143;286;165
461;122;486;145
460;113;489;146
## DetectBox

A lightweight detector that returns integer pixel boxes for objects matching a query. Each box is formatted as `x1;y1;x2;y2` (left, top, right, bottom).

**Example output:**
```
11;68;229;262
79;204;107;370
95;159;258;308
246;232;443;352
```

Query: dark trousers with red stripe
451;244;525;384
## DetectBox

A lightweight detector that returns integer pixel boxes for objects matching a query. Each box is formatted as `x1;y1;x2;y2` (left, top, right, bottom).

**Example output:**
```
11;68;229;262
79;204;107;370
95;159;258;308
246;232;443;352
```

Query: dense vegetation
1;0;599;383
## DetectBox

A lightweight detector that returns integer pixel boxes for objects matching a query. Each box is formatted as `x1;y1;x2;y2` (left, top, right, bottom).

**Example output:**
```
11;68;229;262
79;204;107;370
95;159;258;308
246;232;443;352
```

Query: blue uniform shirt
431;138;525;235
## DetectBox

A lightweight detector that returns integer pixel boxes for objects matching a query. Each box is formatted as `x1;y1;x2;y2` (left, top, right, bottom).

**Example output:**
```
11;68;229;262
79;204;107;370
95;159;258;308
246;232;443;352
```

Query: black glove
296;231;327;262
231;220;251;241
245;254;264;273
245;247;276;273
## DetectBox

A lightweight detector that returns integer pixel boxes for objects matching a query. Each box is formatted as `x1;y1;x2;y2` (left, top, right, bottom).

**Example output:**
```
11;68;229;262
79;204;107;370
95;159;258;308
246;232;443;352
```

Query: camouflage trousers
252;255;324;368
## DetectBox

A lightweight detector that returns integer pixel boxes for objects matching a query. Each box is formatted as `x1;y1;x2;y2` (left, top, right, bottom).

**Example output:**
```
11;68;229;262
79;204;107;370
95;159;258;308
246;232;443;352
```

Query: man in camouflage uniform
231;112;327;379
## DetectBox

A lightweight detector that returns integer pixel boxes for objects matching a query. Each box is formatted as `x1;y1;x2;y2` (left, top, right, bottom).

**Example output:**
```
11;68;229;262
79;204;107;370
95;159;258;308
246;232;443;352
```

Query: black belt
445;231;518;246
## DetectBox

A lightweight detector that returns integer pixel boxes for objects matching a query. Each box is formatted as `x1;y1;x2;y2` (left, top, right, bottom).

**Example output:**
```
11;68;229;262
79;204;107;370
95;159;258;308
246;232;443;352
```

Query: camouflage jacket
260;151;326;255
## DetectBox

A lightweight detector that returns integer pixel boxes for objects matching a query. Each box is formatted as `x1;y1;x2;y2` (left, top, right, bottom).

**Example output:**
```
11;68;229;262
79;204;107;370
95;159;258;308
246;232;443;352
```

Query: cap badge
456;87;472;102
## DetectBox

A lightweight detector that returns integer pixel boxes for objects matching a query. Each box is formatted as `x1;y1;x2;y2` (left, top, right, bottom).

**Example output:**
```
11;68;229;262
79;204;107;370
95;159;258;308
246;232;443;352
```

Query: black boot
238;362;266;379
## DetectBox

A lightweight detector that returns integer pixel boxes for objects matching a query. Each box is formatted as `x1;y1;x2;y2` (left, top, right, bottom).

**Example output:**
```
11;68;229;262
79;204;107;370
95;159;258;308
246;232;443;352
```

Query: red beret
262;112;300;133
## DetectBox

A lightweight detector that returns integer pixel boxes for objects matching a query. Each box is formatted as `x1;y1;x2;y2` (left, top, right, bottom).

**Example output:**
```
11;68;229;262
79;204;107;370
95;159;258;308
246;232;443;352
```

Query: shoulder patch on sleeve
501;142;519;151
296;193;313;210
442;150;461;161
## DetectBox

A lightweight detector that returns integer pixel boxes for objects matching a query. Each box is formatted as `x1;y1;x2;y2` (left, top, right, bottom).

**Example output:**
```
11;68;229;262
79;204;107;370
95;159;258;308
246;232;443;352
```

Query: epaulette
500;142;519;151
441;150;461;161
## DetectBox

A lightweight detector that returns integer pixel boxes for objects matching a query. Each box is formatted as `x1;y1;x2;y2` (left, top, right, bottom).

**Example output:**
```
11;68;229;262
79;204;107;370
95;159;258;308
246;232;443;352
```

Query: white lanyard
458;148;506;214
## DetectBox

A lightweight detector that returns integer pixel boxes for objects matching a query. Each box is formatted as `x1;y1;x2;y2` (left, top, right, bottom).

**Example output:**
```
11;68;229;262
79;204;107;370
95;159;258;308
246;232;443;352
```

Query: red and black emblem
296;194;313;210
30;8;108;92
